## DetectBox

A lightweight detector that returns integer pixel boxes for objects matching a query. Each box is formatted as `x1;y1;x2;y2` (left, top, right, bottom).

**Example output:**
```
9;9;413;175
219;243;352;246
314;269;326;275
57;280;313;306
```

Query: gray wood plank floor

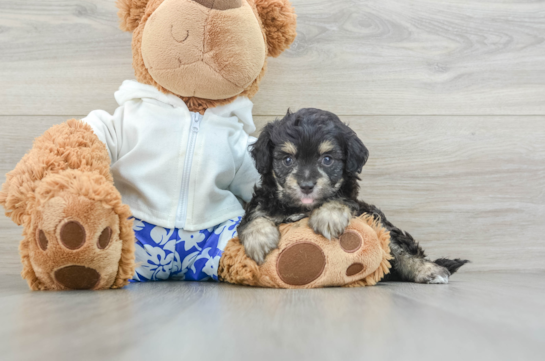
0;272;543;361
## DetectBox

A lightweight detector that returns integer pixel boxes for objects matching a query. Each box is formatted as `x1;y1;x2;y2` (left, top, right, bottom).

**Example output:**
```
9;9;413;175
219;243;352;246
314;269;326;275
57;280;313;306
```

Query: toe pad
346;263;364;276
340;230;363;253
277;242;326;286
59;221;86;250
36;229;49;251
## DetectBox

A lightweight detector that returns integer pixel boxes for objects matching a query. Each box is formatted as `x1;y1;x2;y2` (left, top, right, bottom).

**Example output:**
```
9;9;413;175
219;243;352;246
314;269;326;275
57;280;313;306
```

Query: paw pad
59;221;86;250
36;229;48;251
97;227;112;249
339;230;362;253
277;242;326;286
54;265;100;290
346;263;364;276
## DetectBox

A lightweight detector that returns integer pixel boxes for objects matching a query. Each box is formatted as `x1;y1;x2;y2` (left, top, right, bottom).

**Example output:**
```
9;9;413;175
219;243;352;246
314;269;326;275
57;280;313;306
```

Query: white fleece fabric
82;80;260;231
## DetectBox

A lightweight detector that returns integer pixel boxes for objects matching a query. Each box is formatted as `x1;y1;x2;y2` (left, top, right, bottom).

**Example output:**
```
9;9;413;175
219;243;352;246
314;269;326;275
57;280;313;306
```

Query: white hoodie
82;80;260;231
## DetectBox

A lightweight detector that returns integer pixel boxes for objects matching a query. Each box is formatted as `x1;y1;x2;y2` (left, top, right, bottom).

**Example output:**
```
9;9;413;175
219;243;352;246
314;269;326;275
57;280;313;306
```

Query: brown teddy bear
0;0;391;290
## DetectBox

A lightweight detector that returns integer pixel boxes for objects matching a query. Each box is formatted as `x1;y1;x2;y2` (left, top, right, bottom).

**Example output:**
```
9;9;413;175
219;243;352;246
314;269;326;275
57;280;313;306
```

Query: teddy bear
0;0;392;290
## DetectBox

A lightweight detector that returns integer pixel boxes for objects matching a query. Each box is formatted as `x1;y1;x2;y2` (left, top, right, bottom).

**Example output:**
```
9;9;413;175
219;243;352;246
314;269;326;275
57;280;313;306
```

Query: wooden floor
0;272;543;361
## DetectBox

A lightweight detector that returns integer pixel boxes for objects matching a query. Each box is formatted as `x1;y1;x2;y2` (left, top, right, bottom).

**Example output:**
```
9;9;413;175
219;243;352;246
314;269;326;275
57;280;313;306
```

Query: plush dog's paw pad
339;230;363;253
59;221;86;250
277;242;326;286
97;227;112;249
346;263;364;276
54;265;100;290
36;229;49;251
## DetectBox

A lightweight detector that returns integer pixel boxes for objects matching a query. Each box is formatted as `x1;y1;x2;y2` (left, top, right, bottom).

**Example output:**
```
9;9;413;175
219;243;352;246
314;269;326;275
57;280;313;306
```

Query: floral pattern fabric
131;217;241;282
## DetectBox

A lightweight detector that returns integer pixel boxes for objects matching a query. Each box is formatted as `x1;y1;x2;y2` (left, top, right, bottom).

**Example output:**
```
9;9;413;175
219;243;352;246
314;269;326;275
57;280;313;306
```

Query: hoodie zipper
175;112;202;229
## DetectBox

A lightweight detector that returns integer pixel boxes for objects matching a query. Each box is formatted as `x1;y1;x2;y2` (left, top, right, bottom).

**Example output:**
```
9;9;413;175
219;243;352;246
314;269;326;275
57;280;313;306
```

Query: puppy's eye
322;156;334;166
283;157;294;167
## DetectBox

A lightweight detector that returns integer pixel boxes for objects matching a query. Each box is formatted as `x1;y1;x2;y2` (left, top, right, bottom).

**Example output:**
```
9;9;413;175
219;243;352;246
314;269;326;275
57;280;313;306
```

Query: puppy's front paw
415;263;451;284
239;218;280;264
309;201;352;240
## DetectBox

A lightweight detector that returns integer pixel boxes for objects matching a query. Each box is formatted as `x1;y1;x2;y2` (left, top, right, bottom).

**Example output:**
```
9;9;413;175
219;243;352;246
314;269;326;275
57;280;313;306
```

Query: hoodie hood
114;80;256;134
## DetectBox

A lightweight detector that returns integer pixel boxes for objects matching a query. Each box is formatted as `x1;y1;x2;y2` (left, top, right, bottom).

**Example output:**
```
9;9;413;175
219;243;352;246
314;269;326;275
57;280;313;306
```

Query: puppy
238;108;468;283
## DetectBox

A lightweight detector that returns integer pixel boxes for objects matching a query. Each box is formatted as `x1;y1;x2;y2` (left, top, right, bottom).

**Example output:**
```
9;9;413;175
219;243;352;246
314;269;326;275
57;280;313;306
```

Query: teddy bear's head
117;0;297;112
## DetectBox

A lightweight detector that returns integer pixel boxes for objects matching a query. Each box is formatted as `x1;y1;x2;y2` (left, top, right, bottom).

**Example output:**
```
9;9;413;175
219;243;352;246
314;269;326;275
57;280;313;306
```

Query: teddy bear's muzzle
141;0;266;100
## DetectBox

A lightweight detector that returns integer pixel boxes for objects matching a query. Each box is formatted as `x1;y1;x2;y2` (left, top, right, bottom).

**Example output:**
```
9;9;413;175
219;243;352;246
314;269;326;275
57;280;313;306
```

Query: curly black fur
240;108;469;282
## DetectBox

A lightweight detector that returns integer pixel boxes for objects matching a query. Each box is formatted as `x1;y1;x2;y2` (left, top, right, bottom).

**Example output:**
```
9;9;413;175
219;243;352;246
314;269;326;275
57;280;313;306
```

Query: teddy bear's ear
254;0;297;57
116;0;150;32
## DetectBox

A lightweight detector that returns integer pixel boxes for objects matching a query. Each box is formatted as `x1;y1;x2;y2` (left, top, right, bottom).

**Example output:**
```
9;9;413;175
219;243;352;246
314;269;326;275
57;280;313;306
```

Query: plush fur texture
140;0;267;99
239;108;469;283
219;214;392;288
117;0;150;32
118;0;296;113
0;121;135;290
255;0;298;58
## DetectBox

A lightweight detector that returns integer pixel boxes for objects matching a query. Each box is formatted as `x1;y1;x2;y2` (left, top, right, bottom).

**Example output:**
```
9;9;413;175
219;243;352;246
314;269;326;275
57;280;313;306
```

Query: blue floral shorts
131;217;241;282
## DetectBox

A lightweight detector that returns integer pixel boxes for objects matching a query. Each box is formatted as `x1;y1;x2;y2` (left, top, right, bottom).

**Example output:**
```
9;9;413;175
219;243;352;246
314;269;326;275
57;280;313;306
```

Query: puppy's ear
251;123;275;175
116;0;150;32
255;0;297;57
346;136;369;174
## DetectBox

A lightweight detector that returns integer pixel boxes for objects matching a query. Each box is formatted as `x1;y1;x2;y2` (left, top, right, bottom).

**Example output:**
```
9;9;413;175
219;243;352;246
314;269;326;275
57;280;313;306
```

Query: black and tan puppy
238;108;468;283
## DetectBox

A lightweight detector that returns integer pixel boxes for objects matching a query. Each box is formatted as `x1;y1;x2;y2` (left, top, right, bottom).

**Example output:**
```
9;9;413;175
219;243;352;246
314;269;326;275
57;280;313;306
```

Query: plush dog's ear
116;0;150;32
251;123;275;175
255;0;297;57
346;135;369;174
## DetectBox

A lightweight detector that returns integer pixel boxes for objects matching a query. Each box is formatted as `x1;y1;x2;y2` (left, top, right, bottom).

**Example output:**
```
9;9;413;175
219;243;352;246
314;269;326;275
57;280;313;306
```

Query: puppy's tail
434;258;470;275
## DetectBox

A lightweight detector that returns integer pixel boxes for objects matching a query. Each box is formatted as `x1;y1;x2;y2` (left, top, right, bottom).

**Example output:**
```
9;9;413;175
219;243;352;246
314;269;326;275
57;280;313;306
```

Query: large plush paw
309;201;352;240
247;215;392;288
239;217;280;265
414;262;451;284
27;192;125;290
21;170;134;291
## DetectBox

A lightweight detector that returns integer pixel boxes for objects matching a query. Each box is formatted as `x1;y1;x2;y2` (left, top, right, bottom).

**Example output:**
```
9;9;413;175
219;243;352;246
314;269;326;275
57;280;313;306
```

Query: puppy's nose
298;181;316;194
193;0;242;10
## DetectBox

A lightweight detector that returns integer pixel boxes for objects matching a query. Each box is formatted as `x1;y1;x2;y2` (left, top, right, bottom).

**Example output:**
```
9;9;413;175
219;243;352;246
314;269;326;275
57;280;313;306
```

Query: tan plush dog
220;215;391;289
0;0;391;291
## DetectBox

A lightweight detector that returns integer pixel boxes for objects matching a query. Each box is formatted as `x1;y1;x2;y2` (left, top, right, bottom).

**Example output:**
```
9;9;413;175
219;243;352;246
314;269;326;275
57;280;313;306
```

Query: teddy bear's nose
193;0;242;11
